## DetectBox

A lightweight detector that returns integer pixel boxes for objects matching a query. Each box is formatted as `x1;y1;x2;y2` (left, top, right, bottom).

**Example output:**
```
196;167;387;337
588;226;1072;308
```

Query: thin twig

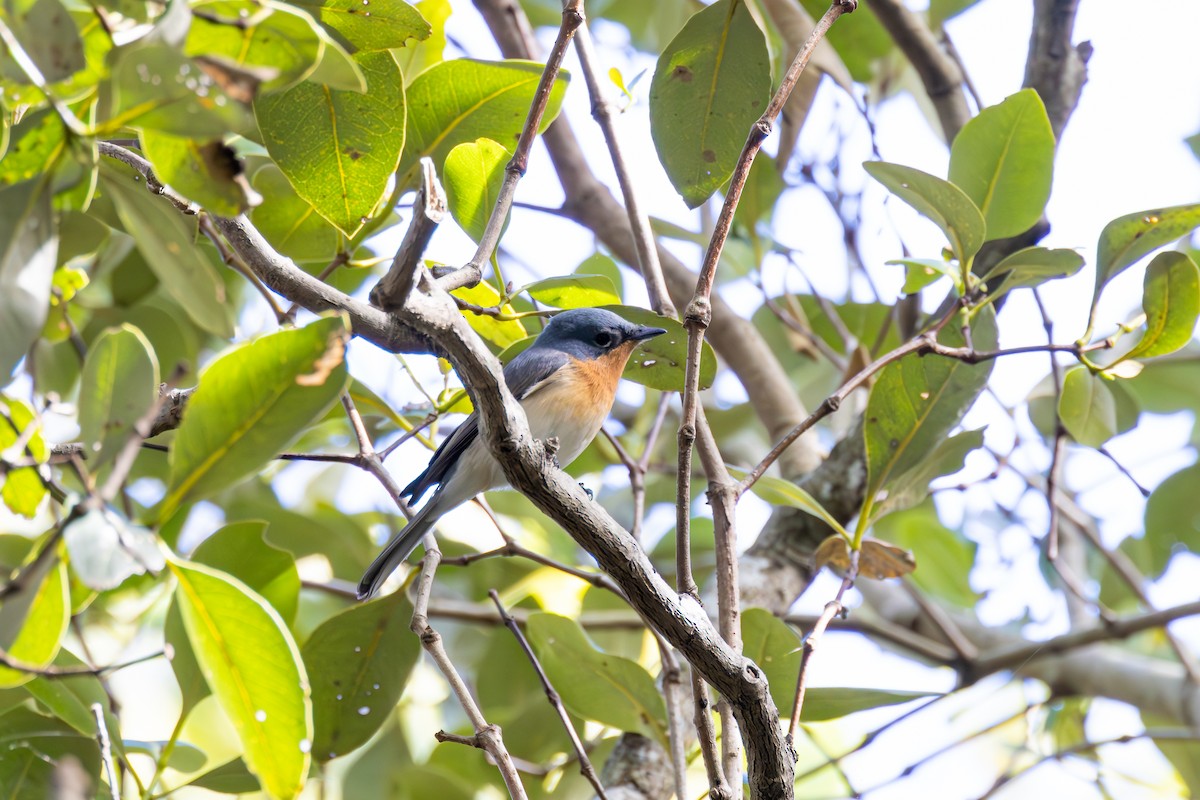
489;590;609;799
438;0;584;293
92;703;120;797
789;550;859;739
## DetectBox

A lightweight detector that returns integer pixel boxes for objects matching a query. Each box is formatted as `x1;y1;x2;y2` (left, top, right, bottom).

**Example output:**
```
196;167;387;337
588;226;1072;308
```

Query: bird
358;307;667;599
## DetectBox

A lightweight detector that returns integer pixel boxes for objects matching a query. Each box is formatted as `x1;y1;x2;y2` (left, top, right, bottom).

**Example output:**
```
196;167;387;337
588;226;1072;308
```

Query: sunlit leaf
161;315;350;519
0;395;48;518
442;137;510;243
948;89;1055;240
451;281;528;349
141;132;256;216
980;246;1085;301
249;164;342;263
291;0;430;52
1092;203;1200;312
398;59;568;185
730;468;848;539
169;559;313;799
524;275;621;309
191;521;300;625
0;558;68;688
256;50;406;235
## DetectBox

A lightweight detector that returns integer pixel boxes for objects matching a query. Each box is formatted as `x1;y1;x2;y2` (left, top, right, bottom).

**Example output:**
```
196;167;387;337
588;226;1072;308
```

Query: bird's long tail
357;500;439;599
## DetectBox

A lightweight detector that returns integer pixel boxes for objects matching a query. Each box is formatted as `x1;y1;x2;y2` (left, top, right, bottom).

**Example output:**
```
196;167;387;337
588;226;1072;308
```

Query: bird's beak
629;325;668;342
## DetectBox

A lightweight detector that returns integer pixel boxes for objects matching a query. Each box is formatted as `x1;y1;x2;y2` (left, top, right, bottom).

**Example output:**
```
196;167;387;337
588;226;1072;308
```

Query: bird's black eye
594;331;615;348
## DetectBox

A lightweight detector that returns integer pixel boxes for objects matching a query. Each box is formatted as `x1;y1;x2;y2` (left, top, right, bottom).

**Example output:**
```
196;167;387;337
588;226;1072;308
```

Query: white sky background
99;0;1200;797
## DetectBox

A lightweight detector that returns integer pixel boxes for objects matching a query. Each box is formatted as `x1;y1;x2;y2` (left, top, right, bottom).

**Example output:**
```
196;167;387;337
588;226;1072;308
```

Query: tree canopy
1;0;1199;798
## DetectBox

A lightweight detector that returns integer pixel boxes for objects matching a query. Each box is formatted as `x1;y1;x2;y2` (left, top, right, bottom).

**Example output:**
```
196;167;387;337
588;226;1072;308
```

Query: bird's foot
579;482;594;501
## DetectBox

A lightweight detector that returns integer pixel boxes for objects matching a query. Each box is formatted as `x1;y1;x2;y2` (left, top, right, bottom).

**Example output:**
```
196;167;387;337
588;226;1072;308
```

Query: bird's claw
579;482;594;501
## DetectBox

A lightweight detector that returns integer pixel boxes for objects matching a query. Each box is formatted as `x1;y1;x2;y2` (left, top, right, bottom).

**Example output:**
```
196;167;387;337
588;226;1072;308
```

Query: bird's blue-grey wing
400;345;569;502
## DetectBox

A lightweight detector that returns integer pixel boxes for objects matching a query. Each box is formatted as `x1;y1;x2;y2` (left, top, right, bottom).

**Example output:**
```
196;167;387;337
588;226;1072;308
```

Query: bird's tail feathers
357;502;438;600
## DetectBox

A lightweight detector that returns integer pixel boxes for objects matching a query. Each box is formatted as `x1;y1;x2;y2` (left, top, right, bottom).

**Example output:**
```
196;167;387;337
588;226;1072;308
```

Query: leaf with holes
256;50;405;235
648;0;771;208
292;0;430;52
301;589;419;761
1126;251;1200;360
1092;203;1200;317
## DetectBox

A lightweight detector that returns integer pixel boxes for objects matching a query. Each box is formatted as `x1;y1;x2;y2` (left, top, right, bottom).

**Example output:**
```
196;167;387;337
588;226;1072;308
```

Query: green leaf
863;310;996;511
524;275;621;309
801;687;935;721
0;395;48;517
192;521;300;625
184;0;322;92
0;558;68;688
256;50;406;235
451;281;528;349
291;0;431;52
948;89;1055;241
740;609;935;719
1126;251;1200;360
740;607;800;713
603;305;717;392
442;137;510;243
1093;203;1200;305
169;559;313;800
3;0;85;82
161;315;350;519
99;45;252;137
188;757;262;793
394;0;448;84
78;324;159;466
874;501;979;607
123;739;207;772
62;507;164;591
870;428;984;522
1144;712;1200;798
525;612;667;744
99;162;233;337
0;177;57;380
24;650;122;751
888;258;961;294
0;108;68;187
301;589;419;761
729;468;848;539
648;0;771;208
249;164;342;263
141;132;255;216
863;161;986;265
0;708;101;789
165;598;211;715
1058;366;1116;448
1143;462;1200;563
980;246;1085;301
398;59;568;185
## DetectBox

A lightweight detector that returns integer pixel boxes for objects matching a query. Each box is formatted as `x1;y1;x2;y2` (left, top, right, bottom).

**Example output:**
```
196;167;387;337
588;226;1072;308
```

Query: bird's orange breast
563;341;638;408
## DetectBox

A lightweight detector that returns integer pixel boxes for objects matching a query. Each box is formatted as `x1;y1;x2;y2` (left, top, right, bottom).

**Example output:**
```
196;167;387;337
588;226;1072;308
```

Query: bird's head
536;308;667;360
